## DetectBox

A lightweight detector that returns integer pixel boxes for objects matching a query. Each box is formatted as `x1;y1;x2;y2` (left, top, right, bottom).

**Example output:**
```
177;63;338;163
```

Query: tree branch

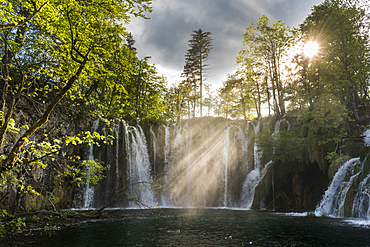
0;1;49;30
0;54;89;174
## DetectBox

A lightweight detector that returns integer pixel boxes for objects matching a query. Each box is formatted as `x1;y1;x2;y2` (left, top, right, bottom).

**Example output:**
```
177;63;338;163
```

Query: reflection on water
3;209;370;247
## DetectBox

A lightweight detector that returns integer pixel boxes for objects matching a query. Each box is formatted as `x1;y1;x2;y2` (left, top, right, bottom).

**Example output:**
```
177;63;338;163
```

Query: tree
0;0;152;175
237;15;296;116
0;0;153;216
300;0;370;122
182;28;213;117
219;73;255;120
202;83;214;117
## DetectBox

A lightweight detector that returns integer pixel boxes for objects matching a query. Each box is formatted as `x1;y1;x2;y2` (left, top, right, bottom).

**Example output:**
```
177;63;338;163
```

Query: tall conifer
182;28;213;117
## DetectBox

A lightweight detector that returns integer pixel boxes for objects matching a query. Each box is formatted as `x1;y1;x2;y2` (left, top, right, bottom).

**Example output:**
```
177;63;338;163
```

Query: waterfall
82;119;100;209
364;129;370;147
315;153;370;219
164;125;170;165
352;173;370;219
252;119;262;169
222;126;231;207
315;158;361;217
84;118;302;210
114;124;120;191
150;125;157;173
160;125;171;207
241;120;262;209
184;124;192;205
167;123;193;206
240;119;286;209
124;123;156;207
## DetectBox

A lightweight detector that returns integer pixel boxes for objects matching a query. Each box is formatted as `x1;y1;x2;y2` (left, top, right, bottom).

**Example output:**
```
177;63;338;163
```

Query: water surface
3;209;370;246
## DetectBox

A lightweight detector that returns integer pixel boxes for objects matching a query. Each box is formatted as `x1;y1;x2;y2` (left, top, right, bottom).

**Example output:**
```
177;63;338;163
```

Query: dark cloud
128;0;324;88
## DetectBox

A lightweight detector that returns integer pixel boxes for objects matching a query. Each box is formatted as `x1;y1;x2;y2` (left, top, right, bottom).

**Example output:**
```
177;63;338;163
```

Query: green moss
306;212;316;217
343;183;356;217
252;165;272;209
320;213;330;218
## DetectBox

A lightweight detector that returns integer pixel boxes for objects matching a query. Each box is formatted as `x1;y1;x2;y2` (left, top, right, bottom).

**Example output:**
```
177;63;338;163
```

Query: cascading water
184;124;192;205
150;125;157;172
352;173;370;219
160;125;171;207
240;119;286;209
113;124;120;191
82;119;100;209
164;125;170;165
241;119;262;209
315;127;370;220
222;126;231;207
124;123;156;207
166;123;193;206
315;158;361;217
314;127;370;219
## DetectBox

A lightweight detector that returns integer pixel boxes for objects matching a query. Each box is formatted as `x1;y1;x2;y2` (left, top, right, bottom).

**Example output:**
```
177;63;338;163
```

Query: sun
304;41;319;58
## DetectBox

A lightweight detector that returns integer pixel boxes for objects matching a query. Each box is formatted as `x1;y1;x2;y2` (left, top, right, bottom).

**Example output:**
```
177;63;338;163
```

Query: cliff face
252;159;327;211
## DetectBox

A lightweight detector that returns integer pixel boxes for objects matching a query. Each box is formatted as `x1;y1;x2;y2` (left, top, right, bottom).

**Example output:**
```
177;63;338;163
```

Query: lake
3;208;370;246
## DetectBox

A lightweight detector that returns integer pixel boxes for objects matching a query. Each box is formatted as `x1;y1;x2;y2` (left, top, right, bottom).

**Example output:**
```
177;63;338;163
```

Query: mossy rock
343;184;356;217
252;166;272;210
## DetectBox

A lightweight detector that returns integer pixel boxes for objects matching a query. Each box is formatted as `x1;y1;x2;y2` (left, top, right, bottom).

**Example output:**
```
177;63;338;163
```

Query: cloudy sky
127;0;324;90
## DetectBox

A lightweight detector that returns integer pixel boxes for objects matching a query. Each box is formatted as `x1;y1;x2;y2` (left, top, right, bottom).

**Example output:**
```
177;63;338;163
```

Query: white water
363;129;370;147
184;124;192;205
82;119;100;209
160;125;171;207
114;124;120;191
241;119;284;209
252;119;262;169
241;120;262;209
352;173;370;219
222;126;231;207
124;123;156;207
164;125;170;165
150;125;157;172
315;158;360;217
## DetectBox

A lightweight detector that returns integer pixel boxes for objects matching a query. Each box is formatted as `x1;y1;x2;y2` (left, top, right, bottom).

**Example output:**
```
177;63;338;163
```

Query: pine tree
182;28;213;117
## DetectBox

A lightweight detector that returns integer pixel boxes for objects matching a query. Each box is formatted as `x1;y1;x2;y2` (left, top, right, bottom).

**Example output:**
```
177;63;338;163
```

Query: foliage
6;216;26;231
257;96;348;169
236;15;297;116
257;126;304;166
0;209;25;235
0;0;158;217
61;159;110;188
76;47;168;122
300;0;370;121
218;72;256;120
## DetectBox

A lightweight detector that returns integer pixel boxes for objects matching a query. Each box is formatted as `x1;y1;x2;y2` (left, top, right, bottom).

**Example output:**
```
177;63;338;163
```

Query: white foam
345;219;370;228
274;212;308;217
363;129;370;147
